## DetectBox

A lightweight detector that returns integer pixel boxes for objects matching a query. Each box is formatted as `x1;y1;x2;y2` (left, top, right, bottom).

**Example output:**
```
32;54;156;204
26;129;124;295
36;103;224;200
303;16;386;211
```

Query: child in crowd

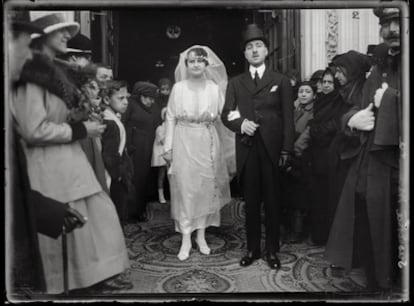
101;80;134;227
151;107;168;204
158;78;172;109
281;81;316;243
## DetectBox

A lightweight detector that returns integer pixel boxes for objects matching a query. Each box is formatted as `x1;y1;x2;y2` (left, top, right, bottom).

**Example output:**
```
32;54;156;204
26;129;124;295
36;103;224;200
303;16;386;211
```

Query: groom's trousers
240;133;281;254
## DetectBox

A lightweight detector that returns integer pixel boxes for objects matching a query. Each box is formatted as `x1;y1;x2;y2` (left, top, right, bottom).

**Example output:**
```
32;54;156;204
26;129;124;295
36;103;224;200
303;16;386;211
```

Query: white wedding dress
164;79;232;234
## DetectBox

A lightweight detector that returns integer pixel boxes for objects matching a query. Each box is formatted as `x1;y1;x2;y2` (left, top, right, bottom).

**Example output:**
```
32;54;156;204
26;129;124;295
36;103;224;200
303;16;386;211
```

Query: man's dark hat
241;24;269;50
132;81;158;98
67;33;92;54
373;7;400;25
9;10;43;34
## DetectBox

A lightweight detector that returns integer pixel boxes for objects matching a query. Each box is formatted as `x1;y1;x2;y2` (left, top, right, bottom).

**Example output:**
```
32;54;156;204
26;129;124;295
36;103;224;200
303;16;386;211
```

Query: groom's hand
241;119;259;136
278;151;293;171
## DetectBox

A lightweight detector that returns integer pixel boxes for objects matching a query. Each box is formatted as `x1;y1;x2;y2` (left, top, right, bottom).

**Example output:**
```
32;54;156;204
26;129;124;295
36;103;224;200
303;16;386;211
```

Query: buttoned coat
12;83;102;203
221;68;294;178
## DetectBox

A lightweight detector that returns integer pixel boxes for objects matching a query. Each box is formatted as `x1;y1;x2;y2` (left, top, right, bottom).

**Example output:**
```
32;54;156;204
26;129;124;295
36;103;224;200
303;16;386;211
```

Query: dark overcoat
123;97;158;211
325;55;401;288
221;68;294;178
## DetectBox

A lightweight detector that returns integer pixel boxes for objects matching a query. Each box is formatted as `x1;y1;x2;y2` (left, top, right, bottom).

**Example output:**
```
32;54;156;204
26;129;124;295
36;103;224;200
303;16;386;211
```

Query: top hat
373;7;400;24
30;11;80;39
66;33;92;54
241;24;269;50
9;10;43;34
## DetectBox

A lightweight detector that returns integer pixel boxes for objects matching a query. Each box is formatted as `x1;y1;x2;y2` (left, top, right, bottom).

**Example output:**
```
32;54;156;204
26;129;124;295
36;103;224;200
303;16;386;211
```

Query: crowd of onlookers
7;7;403;297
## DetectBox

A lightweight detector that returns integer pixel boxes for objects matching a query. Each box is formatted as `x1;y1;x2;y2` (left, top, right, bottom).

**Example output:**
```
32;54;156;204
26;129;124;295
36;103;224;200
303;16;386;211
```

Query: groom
221;24;294;269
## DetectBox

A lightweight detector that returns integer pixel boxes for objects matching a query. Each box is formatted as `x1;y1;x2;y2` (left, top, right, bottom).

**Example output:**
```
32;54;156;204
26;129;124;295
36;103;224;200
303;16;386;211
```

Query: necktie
254;70;260;87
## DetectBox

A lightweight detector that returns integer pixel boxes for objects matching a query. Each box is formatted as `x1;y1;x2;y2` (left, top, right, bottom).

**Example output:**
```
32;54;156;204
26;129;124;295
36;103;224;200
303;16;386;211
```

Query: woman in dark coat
123;81;159;222
325;51;372;243
308;68;347;245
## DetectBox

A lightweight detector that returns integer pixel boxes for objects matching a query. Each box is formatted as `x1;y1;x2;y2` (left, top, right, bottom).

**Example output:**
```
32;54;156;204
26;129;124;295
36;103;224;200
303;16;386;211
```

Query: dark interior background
116;8;254;88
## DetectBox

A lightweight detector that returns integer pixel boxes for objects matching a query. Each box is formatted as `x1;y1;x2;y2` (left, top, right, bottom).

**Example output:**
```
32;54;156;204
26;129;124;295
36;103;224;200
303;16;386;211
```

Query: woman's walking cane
62;225;69;295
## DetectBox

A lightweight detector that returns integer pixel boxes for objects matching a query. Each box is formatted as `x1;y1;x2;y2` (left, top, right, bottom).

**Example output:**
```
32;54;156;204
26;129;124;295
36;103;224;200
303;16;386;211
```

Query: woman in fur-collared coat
11;12;130;294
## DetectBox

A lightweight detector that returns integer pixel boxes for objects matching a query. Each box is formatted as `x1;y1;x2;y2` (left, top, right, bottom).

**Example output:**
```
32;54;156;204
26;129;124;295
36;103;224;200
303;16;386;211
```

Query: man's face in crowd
96;67;113;82
380;18;400;50
244;40;268;67
8;31;33;82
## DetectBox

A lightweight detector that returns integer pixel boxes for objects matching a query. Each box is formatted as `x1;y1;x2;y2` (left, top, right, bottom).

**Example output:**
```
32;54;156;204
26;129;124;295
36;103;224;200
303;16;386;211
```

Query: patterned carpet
120;199;367;294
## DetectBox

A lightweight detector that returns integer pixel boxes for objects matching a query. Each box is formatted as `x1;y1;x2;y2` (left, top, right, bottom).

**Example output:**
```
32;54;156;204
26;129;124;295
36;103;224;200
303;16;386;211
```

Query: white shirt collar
249;64;266;79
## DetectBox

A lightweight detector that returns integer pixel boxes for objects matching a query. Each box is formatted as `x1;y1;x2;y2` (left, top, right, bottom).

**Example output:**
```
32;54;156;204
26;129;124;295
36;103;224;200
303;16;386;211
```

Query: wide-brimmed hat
373;7;400;25
30;11;80;39
66;33;92;54
9;10;43;34
241;24;269;50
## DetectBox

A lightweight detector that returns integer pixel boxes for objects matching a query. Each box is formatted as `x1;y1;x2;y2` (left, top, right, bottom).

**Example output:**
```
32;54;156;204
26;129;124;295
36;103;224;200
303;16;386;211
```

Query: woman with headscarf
326;51;372;245
163;45;234;261
11;11;131;293
307;68;347;245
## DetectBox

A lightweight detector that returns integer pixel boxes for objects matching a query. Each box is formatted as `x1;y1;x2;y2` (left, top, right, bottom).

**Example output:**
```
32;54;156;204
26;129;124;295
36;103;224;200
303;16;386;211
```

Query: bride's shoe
196;239;211;255
177;245;191;261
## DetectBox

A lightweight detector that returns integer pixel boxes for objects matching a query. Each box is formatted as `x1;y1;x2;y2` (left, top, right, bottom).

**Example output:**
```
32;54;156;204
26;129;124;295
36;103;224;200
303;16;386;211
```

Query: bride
163;45;235;261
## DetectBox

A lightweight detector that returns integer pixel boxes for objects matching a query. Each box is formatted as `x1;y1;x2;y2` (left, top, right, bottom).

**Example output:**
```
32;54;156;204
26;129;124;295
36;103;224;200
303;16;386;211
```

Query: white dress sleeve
214;83;237;178
163;83;178;153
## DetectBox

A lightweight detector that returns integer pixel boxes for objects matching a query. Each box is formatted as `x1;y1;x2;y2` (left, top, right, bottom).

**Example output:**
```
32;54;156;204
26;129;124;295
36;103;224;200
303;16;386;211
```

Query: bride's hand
162;150;172;166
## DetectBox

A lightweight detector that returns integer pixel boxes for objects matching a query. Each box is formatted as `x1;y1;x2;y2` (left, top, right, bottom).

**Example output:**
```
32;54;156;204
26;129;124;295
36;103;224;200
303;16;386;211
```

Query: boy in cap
101;80;133;228
123;81;159;222
325;6;403;291
221;24;294;269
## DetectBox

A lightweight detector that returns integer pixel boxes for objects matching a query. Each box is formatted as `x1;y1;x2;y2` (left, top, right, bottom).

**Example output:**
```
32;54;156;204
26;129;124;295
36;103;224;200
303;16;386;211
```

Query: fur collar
18;51;81;109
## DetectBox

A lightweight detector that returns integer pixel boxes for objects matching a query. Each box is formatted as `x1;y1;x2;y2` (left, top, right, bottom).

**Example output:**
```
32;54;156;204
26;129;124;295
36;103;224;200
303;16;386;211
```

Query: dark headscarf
331;50;371;83
331;51;372;106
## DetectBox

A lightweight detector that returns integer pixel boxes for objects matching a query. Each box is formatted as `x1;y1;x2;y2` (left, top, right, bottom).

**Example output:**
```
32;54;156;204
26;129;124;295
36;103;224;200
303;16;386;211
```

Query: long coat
123;97;158;211
221;68;294;178
11;83;102;203
325;54;401;288
10;125;68;292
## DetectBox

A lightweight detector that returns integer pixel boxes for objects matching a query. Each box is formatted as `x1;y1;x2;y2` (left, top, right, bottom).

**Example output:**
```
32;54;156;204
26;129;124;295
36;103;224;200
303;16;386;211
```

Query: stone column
300;9;327;80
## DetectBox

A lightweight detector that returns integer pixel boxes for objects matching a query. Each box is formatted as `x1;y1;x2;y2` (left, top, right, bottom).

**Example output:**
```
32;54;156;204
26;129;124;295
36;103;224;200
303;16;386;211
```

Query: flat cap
132;81;158;98
373;7;400;24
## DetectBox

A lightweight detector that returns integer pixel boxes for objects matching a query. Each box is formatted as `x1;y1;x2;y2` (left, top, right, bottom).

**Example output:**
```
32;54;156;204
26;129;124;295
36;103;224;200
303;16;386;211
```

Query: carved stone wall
325;10;338;63
300;9;380;80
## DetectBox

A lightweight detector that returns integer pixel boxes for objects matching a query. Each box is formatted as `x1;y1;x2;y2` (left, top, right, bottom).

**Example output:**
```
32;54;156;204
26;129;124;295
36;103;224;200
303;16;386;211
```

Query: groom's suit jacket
221;68;294;178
